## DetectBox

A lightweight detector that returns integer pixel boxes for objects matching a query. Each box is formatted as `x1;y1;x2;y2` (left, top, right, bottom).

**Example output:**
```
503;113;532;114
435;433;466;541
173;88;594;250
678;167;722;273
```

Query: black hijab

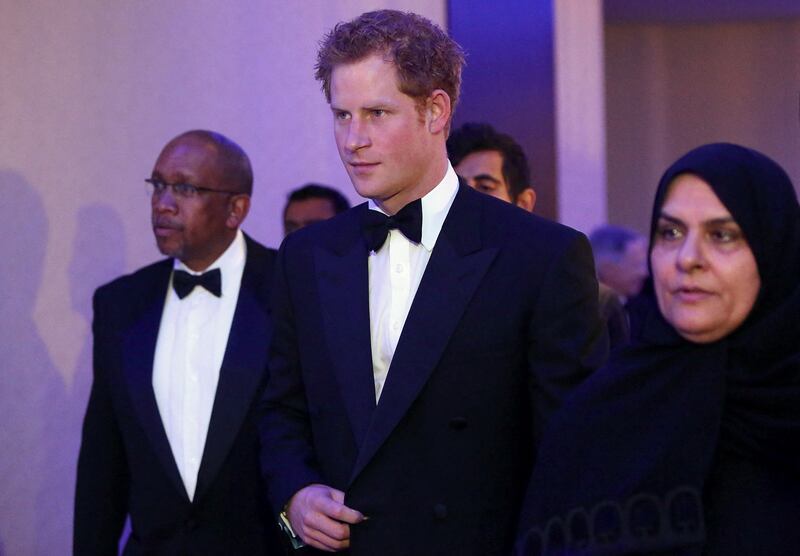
516;143;800;555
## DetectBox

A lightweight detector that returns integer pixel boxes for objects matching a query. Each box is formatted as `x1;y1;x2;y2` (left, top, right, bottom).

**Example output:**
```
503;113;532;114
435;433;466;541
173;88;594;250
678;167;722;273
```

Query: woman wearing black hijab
516;143;800;555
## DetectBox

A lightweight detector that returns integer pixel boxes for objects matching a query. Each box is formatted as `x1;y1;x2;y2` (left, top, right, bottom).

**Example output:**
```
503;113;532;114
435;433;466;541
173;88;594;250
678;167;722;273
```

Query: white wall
0;1;445;553
554;0;607;234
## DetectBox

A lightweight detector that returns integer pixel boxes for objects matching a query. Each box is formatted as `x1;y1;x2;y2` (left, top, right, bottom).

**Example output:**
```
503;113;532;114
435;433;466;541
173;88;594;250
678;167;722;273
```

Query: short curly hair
315;10;465;119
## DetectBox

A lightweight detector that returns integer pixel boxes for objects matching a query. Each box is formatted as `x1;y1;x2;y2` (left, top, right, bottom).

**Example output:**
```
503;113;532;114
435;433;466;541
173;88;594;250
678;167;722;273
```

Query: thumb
328;487;346;504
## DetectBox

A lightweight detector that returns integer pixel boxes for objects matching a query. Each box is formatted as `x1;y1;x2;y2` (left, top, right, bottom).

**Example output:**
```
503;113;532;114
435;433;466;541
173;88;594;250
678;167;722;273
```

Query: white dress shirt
152;229;246;500
368;163;459;402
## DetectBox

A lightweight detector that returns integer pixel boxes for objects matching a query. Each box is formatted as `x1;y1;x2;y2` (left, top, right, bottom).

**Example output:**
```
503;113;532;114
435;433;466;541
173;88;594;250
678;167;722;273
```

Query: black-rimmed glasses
145;178;237;199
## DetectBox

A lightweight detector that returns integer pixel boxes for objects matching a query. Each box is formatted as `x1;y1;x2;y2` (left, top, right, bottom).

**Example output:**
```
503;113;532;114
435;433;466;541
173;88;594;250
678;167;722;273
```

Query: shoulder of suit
281;203;366;251
468;187;583;251
243;233;278;266
241;234;279;304
92;259;172;322
95;258;171;299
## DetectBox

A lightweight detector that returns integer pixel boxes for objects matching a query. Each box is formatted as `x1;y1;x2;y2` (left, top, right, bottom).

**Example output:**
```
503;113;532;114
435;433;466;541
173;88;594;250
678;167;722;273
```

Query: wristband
279;510;307;550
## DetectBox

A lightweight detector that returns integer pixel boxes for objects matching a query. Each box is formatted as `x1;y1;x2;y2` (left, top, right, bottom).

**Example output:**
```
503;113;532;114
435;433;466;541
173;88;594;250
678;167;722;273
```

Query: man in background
589;225;648;346
589;224;648;303
75;130;282;555
447;122;536;212
283;182;350;236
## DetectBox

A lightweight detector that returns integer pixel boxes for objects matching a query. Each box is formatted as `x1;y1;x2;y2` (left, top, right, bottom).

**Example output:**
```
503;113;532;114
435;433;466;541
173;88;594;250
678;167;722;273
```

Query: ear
426;89;451;135
226;195;251;229
515;188;537;213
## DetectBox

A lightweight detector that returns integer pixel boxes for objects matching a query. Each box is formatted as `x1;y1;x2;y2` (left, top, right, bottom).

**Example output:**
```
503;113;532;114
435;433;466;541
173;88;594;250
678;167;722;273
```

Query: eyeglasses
145;178;237;199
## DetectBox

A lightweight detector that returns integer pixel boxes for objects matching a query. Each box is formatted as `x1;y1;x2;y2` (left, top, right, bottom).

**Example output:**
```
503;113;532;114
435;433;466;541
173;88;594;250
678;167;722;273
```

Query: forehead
662;173;731;220
454;150;505;178
154;138;221;182
330;53;405;105
285;197;336;219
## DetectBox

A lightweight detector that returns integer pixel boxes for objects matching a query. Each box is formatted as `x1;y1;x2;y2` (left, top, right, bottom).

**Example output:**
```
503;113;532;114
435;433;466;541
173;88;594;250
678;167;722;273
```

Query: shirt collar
367;162;459;252
174;229;246;294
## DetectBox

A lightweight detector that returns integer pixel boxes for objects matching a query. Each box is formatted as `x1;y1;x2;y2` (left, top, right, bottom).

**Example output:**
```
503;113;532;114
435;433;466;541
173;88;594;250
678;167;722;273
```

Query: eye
145;178;167;197
371;109;386;117
655;223;682;242
334;110;350;121
173;183;198;197
475;181;495;193
709;227;741;243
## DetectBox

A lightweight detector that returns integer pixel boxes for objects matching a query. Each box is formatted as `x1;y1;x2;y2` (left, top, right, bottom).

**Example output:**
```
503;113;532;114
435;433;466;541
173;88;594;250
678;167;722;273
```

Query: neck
181;230;238;272
376;156;448;215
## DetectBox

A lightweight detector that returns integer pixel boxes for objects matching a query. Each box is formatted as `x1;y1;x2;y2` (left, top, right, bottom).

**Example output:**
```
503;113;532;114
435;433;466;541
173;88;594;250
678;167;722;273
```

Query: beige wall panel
606;18;800;235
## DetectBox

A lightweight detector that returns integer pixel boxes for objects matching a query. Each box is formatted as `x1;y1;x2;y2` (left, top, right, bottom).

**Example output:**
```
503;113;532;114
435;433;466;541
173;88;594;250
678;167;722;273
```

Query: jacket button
433;503;448;520
185;518;197;531
449;417;467;430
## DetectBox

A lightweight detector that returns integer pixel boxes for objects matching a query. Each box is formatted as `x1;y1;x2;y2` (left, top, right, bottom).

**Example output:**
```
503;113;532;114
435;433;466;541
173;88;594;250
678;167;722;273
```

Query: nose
153;187;178;214
676;232;705;272
345;117;370;152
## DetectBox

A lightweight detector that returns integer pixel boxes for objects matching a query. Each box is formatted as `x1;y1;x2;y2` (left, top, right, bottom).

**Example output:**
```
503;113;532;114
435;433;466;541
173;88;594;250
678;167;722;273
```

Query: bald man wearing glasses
74;130;283;555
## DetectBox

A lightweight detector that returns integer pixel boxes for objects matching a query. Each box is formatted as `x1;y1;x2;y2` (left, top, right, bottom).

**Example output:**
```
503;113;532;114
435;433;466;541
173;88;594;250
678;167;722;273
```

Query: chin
352;184;387;202
155;240;181;259
673;319;722;344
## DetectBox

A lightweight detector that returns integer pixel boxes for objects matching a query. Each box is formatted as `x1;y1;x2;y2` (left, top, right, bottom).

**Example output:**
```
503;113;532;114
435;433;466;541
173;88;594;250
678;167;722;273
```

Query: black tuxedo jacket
260;185;608;555
75;235;283;556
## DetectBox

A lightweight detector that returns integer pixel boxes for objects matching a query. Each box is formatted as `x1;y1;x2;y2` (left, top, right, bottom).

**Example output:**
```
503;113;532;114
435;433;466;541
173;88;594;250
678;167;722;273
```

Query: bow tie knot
362;199;423;252
172;268;222;299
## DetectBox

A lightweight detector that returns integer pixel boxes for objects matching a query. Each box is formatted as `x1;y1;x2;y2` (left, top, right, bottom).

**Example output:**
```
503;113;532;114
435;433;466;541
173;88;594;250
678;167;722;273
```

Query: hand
286;484;365;552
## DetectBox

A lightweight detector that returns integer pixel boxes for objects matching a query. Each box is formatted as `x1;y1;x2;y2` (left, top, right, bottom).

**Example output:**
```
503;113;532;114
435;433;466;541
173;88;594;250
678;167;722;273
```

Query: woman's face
651;174;761;343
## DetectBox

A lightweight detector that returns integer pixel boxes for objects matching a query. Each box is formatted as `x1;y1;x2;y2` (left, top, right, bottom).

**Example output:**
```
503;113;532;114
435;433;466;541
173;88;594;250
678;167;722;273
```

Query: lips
672;286;713;303
153;219;182;237
348;161;379;175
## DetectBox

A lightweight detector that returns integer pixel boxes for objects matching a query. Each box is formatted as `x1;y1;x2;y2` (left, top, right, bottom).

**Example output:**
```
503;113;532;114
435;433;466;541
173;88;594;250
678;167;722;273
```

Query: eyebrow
331;100;396;112
471;173;502;184
151;172;196;185
658;211;737;226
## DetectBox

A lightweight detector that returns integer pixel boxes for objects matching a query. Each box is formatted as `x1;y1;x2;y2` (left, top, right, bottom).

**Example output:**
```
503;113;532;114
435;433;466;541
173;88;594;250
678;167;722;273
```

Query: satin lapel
349;185;498;484
314;217;376;449
121;262;188;501
195;257;269;501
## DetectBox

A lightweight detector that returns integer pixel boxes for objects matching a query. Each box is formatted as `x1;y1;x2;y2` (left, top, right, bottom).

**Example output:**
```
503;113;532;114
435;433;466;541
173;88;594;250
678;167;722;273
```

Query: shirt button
395;264;404;273
392;321;400;331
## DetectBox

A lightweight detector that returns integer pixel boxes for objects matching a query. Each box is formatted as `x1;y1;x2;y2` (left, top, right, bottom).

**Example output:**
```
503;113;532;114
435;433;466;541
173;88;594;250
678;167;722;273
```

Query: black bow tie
172;268;222;299
362;199;423;252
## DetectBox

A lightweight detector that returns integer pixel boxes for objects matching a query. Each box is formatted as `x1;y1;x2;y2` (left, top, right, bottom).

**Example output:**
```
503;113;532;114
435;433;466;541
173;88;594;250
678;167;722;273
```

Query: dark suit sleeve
258;240;325;516
527;231;608;441
74;289;129;555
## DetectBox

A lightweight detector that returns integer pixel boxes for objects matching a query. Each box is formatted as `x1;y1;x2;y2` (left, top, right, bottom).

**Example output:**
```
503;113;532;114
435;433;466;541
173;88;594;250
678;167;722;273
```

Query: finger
304;511;350;541
317;496;365;524
304;523;351;552
329;488;346;504
302;536;338;553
